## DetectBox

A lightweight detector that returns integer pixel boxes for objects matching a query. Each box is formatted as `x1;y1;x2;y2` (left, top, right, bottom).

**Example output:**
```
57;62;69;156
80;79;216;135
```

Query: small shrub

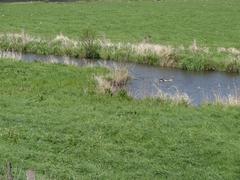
180;52;212;71
95;65;129;95
25;41;50;55
81;29;100;59
136;52;159;65
180;55;203;71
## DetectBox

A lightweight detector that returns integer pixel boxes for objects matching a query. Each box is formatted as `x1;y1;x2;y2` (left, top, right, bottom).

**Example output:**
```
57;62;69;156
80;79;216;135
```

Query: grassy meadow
0;0;240;72
0;59;240;179
0;0;239;47
0;0;240;179
0;0;239;73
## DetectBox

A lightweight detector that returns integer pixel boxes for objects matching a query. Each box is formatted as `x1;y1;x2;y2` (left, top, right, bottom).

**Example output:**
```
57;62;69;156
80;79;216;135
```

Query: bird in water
159;78;173;82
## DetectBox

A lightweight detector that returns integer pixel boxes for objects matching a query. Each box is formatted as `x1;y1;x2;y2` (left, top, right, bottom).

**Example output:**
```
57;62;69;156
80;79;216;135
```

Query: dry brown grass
0;32;40;44
188;40;209;53
52;33;78;48
153;84;191;105
217;47;240;56
95;65;129;94
212;89;240;106
0;51;22;60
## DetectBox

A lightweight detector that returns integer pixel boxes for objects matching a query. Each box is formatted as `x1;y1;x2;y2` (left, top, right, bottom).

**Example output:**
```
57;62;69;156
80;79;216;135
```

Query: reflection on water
1;51;240;105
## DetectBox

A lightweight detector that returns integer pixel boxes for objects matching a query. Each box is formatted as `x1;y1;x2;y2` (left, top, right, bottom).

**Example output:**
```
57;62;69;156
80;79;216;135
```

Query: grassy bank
0;59;240;179
1;33;240;72
0;0;240;47
1;0;240;72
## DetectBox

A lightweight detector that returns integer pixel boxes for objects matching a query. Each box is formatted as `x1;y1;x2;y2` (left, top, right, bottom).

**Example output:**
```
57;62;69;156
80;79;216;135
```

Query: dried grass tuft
0;51;22;60
213;89;240;106
189;40;209;53
52;34;78;47
0;32;40;44
153;84;191;105
95;65;129;94
218;47;240;56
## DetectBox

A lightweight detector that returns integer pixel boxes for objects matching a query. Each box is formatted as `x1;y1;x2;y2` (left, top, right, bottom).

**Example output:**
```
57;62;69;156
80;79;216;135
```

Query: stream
1;52;240;105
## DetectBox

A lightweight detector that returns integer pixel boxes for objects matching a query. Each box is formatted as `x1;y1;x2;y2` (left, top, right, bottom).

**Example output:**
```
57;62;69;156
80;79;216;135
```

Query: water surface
1;52;240;105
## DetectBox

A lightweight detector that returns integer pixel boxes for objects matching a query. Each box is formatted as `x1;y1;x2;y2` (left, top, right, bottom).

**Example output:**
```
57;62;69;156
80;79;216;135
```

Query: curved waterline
1;51;240;106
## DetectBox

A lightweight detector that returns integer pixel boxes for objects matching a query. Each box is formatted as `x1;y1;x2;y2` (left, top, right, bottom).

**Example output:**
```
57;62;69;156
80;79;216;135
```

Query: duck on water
159;78;173;82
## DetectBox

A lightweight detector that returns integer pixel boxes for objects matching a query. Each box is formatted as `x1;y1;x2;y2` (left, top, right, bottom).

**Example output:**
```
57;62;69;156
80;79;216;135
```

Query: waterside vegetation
0;33;239;73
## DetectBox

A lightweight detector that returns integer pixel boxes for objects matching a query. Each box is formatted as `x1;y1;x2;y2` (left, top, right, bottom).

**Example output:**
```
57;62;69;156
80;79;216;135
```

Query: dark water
127;64;239;105
1;52;240;105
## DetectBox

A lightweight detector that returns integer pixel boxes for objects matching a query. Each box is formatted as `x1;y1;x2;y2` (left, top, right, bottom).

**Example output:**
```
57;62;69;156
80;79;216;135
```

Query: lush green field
0;1;240;178
0;0;240;47
0;59;240;179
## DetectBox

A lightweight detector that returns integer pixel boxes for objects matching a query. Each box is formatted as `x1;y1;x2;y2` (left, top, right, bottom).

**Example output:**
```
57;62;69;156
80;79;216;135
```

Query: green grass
0;0;240;73
0;59;240;179
0;0;240;47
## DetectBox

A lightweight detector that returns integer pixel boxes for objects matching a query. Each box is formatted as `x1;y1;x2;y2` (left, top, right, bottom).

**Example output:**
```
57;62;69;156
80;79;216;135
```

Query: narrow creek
1;52;240;105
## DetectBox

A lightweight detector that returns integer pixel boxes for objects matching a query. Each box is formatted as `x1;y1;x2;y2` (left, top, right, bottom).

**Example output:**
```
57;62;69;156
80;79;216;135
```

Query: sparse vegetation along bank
0;32;239;72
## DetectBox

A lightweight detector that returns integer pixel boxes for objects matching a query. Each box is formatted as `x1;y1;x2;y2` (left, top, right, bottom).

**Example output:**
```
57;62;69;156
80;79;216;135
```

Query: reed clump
81;30;100;59
95;65;129;95
212;89;240;106
152;84;191;106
